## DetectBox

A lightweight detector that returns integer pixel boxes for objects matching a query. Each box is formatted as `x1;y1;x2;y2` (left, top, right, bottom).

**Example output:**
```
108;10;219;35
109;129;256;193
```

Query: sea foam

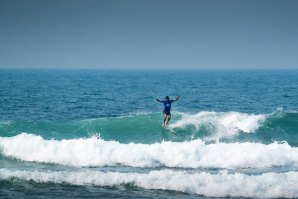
1;168;298;198
170;111;266;138
1;133;298;168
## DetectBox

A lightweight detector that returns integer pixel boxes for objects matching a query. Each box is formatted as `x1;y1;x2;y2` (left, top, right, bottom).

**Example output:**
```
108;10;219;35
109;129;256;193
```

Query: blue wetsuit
162;99;174;115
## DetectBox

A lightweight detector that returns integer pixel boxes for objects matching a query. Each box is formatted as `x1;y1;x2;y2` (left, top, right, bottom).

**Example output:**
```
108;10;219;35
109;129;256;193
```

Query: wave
1;168;298;198
1;133;298;168
0;111;267;141
1;109;298;143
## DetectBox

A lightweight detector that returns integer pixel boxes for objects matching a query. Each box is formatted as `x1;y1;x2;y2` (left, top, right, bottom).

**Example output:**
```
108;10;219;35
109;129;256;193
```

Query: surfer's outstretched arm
174;96;180;102
156;98;163;102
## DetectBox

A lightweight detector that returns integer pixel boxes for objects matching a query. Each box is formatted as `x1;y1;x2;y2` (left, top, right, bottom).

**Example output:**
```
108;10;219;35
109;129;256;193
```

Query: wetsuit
162;99;174;115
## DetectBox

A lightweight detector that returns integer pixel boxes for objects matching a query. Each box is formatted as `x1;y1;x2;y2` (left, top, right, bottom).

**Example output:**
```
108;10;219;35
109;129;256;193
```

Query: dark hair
165;96;169;99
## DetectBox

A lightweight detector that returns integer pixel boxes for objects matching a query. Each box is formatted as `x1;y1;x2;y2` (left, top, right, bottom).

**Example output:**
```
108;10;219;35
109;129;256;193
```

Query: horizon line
1;66;298;71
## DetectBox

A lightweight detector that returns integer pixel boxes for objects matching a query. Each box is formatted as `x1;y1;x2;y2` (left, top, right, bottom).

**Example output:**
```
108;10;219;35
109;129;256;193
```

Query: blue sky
0;0;297;69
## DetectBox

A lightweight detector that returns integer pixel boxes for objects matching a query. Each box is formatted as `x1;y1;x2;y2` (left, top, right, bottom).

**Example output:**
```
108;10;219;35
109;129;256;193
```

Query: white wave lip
1;133;298;168
170;111;266;137
1;168;298;198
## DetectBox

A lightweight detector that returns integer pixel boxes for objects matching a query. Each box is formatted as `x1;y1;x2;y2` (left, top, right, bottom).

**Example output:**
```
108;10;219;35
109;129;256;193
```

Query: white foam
169;111;266;138
1;168;298;198
1;133;298;168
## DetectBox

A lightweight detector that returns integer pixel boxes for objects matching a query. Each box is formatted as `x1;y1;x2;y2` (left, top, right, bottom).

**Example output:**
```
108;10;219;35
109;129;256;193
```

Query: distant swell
1;168;298;198
1;133;298;168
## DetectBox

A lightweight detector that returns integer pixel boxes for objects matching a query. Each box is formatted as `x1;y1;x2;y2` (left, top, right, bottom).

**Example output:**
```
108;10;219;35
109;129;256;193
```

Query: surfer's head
165;96;170;101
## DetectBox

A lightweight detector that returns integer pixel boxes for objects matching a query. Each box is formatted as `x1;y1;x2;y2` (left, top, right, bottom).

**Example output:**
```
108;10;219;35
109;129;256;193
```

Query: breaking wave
1;133;298;168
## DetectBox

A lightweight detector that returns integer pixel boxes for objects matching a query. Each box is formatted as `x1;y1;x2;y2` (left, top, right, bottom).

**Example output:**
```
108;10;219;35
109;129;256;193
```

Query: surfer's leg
163;114;167;126
166;114;171;125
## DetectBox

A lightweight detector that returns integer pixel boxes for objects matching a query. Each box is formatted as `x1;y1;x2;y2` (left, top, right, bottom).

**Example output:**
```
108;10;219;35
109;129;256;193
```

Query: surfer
156;96;180;126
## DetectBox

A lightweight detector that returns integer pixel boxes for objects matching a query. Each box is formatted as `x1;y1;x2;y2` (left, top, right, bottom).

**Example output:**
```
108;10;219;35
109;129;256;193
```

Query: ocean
0;69;298;198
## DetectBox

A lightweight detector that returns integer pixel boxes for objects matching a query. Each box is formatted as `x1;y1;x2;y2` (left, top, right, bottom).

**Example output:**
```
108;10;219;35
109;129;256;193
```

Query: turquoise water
1;69;298;198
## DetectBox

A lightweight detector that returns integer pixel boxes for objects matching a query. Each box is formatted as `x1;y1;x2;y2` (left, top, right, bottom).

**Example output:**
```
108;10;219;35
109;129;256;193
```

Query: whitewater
1;69;298;198
1;132;298;169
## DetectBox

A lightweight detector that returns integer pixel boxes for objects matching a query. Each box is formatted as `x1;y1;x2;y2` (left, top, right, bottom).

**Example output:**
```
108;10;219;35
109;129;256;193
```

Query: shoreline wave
1;168;298;198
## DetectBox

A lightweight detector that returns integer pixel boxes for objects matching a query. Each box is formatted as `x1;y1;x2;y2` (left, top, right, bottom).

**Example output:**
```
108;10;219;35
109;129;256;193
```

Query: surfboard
162;123;169;127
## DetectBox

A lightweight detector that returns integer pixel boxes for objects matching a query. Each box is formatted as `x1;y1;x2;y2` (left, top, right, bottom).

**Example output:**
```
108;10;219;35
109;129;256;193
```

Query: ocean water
0;69;298;198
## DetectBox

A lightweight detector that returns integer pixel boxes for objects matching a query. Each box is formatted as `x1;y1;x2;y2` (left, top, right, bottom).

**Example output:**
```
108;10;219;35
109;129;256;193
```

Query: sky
0;0;297;69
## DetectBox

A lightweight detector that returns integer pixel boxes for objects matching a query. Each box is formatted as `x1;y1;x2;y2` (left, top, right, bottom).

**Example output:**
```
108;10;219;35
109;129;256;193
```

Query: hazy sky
0;0;297;69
